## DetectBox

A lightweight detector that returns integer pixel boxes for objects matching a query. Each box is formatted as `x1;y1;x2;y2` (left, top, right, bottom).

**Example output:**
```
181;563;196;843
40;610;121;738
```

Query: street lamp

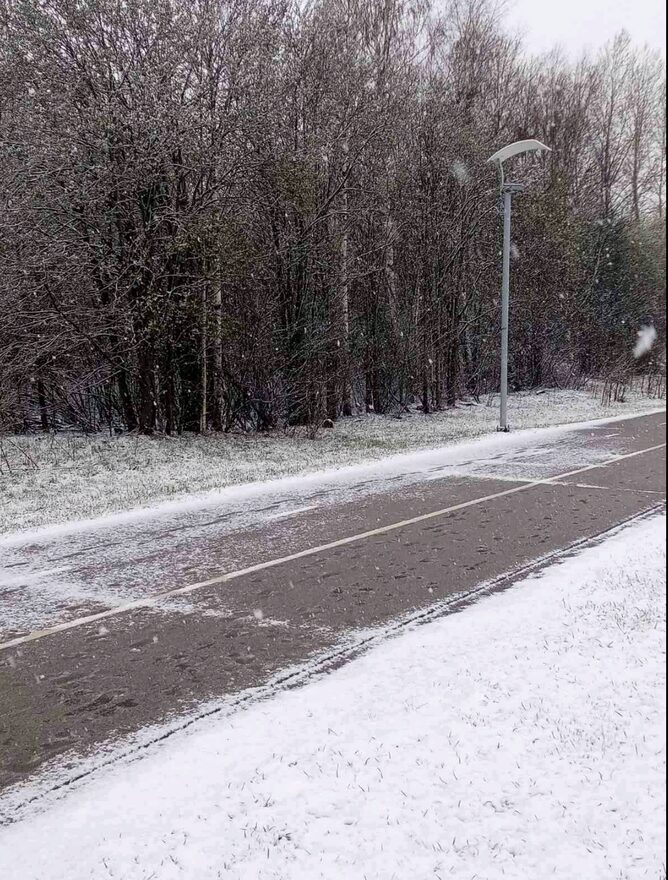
487;139;552;432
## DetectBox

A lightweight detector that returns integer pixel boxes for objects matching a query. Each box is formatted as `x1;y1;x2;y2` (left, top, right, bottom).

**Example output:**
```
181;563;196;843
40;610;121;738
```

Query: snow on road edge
1;512;665;880
1;395;664;543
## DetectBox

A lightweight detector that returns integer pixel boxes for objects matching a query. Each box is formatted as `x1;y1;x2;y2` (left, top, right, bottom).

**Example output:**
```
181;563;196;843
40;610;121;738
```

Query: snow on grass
1;513;665;880
0;388;664;535
0;406;636;636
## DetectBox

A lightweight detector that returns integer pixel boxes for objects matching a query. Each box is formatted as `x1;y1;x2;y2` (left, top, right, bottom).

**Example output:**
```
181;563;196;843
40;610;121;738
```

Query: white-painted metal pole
487;140;551;433
500;188;512;432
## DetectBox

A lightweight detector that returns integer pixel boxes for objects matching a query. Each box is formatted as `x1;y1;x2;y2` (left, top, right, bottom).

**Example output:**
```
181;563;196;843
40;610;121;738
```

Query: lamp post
487;140;551;432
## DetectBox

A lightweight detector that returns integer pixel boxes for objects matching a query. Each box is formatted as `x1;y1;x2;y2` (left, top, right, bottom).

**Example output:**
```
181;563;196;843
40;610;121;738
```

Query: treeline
0;0;665;434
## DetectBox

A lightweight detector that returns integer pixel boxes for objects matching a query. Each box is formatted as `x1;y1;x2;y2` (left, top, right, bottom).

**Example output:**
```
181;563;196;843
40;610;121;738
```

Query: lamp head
487;139;552;166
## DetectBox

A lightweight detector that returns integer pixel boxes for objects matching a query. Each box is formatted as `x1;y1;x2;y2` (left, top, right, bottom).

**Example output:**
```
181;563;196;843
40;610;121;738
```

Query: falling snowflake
633;325;657;359
253;609;264;621
450;160;471;186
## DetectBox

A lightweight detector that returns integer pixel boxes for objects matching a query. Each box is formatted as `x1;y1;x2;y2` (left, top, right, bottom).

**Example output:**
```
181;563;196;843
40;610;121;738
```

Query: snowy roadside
0;388;664;535
1;513;665;880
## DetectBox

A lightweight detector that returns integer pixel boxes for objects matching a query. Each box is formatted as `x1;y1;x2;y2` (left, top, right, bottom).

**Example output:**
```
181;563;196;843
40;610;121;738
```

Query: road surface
0;410;665;805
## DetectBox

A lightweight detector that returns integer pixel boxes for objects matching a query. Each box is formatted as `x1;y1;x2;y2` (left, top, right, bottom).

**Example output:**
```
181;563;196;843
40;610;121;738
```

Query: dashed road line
570;482;665;495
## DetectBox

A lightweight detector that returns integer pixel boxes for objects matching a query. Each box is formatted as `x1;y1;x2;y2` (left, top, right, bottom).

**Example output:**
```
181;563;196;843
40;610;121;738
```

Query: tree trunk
200;286;208;434
36;377;49;432
339;138;352;417
117;368;137;432
212;276;225;431
137;348;156;435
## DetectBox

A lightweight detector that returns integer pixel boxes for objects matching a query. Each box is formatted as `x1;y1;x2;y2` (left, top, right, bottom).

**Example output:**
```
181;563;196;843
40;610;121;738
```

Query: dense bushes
0;0;665;434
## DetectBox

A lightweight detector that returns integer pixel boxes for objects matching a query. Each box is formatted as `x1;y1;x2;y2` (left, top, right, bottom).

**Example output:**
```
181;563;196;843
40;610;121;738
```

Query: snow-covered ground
1;513;665;880
0;388;664;534
0;403;658;637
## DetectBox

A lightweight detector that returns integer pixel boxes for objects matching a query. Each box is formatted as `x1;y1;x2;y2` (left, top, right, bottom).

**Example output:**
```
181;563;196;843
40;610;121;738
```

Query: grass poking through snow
0;388;663;534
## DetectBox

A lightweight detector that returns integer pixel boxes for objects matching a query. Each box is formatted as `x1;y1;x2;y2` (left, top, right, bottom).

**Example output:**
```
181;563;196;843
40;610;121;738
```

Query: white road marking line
263;505;318;522
570;482;665;495
2;504;663;823
1;441;665;653
0;565;72;586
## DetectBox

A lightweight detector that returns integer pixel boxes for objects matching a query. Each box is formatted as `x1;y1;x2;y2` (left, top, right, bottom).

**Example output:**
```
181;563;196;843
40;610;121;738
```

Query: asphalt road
0;411;665;802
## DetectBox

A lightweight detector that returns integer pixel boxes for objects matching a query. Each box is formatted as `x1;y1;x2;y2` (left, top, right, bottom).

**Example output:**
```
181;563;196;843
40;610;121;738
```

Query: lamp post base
496;424;510;433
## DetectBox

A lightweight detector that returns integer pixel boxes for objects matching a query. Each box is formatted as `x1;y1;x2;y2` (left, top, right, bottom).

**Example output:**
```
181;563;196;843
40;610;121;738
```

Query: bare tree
0;1;664;436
